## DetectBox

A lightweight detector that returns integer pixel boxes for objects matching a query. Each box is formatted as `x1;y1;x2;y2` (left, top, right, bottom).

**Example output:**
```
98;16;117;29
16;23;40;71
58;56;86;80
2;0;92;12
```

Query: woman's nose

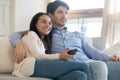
45;23;51;28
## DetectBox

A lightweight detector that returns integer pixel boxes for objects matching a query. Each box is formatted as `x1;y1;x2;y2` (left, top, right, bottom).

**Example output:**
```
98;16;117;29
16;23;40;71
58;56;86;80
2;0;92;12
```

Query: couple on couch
10;1;120;80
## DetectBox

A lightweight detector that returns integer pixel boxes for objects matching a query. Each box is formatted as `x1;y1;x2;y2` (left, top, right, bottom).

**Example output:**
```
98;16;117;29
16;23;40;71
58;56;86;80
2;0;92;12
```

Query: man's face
50;6;68;29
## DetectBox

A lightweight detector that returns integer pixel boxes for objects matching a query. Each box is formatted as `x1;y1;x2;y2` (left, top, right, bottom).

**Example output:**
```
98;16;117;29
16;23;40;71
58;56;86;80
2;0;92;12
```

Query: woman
12;12;91;80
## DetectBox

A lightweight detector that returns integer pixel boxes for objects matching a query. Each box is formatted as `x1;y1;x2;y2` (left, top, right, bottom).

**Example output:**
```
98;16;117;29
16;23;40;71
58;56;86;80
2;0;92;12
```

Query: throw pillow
103;41;120;55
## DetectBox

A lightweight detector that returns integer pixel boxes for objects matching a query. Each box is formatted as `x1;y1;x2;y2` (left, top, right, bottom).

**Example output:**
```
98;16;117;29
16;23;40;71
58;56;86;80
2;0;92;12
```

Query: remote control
68;49;77;55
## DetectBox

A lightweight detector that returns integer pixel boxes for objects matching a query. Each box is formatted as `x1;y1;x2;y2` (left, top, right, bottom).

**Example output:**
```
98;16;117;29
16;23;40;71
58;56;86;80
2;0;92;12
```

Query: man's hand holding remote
68;49;78;55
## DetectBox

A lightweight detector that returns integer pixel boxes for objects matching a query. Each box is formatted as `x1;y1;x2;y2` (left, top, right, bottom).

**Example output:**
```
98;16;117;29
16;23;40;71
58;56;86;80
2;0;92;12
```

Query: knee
79;62;89;68
90;61;107;71
89;61;108;80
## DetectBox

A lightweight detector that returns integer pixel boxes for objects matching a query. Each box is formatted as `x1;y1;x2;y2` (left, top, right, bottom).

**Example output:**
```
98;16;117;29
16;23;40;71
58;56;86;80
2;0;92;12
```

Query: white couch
0;37;106;80
0;37;51;80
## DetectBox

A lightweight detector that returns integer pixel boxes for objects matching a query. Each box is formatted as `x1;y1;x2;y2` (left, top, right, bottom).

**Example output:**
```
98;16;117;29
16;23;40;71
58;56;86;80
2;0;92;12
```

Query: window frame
67;8;103;19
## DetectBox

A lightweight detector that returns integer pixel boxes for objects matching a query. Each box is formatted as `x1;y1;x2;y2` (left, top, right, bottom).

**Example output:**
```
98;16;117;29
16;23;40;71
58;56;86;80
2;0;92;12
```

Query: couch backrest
91;37;106;50
86;36;106;50
0;37;14;73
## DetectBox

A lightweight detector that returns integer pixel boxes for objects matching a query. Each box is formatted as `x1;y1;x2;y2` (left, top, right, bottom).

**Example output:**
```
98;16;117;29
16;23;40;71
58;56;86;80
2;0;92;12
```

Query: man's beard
53;21;65;27
57;23;65;27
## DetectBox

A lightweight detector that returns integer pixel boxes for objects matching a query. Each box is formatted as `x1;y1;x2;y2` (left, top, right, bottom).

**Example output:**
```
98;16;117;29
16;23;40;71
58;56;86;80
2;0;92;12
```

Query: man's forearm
9;31;25;48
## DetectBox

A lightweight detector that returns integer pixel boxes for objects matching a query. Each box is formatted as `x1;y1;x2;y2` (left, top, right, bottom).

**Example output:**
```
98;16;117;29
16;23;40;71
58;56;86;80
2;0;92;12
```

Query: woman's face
36;15;52;37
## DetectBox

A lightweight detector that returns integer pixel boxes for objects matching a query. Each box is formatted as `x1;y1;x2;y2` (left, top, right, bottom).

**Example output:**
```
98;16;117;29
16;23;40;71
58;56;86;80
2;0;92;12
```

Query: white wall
14;0;46;32
0;0;47;37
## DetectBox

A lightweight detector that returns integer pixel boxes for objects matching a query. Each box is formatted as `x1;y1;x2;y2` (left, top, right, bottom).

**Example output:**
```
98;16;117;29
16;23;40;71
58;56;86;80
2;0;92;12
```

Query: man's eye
57;11;62;14
65;11;68;14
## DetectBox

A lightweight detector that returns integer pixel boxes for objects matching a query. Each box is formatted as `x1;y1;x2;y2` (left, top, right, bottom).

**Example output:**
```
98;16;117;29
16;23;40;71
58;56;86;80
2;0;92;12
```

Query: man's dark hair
47;0;69;14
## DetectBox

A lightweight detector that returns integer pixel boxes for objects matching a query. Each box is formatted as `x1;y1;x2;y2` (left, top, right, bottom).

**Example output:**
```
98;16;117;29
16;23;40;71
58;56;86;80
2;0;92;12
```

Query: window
0;0;11;37
66;18;102;37
61;0;105;37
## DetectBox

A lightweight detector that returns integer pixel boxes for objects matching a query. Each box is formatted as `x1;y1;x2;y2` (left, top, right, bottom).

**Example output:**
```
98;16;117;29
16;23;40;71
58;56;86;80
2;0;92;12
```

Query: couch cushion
0;74;52;80
0;37;14;73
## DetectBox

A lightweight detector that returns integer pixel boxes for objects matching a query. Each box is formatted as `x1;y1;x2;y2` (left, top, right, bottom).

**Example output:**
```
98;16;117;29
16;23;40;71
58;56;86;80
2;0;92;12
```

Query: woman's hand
59;49;74;60
110;54;120;61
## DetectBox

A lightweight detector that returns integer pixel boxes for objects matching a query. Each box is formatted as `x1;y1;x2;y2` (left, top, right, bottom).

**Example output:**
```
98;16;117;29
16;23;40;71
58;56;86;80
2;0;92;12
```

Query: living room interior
0;0;120;80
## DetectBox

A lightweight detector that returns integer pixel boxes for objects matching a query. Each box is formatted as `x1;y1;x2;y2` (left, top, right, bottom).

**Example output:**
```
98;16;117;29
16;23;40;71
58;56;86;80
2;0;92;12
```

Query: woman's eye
42;21;46;23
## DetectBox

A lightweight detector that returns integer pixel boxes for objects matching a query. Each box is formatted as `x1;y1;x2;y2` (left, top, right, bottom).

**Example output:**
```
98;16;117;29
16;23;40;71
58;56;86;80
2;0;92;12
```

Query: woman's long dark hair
25;12;52;54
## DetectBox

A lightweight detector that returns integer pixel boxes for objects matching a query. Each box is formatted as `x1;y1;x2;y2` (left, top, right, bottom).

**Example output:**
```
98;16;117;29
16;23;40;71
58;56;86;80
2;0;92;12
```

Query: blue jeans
106;61;120;80
89;61;108;80
89;61;120;80
57;71;87;80
31;60;92;80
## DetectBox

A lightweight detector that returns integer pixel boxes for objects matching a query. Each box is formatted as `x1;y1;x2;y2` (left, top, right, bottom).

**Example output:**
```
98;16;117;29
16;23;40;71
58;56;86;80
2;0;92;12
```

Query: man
10;1;120;80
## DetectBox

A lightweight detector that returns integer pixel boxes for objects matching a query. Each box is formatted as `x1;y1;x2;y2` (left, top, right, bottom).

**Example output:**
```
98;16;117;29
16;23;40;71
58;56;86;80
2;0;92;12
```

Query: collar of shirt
52;26;67;32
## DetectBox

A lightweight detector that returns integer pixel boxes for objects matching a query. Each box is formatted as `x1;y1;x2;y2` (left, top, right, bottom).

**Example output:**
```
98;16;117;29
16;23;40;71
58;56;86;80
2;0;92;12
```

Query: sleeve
9;31;25;48
81;35;110;61
22;31;60;60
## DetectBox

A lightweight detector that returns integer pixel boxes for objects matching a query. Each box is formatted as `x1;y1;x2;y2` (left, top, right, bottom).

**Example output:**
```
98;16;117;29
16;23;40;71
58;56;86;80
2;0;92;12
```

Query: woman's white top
12;31;59;77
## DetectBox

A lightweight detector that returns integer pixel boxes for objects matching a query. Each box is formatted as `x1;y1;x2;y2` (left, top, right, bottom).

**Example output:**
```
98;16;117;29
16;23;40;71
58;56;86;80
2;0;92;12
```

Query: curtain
45;0;55;12
102;0;120;47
